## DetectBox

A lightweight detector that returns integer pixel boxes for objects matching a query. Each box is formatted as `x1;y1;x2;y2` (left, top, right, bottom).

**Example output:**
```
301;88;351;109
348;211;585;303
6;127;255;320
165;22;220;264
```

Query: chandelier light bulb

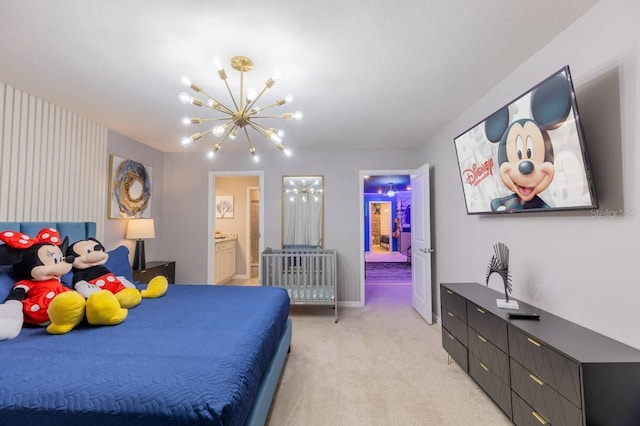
180;136;193;147
284;148;292;157
181;117;191;125
293;111;304;121
212;125;225;137
181;76;192;87
246;88;257;102
285;95;293;103
178;92;192;104
206;150;215;159
213;57;223;71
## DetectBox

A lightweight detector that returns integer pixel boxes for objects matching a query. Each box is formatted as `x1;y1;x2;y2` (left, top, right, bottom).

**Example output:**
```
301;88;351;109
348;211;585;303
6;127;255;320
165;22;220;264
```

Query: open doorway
361;171;413;305
208;171;264;286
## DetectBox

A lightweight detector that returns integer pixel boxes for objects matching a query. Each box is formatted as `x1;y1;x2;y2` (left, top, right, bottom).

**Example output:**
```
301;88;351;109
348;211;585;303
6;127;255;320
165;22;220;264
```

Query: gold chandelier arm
249;100;283;114
244;85;270;114
213;126;235;149
247;121;287;151
243;125;255;147
248;114;290;119
195;117;234;123
198;89;235;115
243;127;258;157
246;120;271;139
222;78;240;112
190;128;213;141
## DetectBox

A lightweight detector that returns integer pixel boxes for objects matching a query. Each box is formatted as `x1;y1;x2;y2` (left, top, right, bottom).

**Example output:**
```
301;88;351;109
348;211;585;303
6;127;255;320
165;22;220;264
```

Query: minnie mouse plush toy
0;228;127;340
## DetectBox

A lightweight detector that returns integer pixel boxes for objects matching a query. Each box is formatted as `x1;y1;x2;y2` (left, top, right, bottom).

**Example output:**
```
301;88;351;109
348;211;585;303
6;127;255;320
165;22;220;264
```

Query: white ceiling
0;0;599;156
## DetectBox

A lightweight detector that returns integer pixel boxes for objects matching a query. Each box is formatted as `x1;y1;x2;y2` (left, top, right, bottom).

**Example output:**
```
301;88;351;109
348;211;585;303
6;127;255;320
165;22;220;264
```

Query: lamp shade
126;218;155;240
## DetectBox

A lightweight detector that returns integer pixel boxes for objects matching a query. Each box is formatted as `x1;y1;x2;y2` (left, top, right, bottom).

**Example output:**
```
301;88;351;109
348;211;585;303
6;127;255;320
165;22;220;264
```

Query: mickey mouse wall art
454;66;598;214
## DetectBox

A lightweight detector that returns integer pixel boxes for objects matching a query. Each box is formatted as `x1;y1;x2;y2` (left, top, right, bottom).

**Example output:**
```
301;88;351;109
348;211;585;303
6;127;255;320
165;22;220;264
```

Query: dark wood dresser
441;282;640;426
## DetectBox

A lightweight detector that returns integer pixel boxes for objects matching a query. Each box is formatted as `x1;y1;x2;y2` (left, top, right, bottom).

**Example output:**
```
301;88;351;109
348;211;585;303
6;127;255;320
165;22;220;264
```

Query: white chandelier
178;55;303;162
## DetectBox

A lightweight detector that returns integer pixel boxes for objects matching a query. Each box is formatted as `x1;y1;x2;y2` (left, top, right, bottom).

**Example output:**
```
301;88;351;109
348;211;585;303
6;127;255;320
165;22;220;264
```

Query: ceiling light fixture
384;182;399;197
178;55;303;162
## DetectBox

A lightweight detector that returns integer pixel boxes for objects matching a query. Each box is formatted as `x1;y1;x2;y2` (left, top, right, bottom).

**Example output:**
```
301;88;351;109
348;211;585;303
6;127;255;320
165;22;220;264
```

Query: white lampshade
126;218;155;240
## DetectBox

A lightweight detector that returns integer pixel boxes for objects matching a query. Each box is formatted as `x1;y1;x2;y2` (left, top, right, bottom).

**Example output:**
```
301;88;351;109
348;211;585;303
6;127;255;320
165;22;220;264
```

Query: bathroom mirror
282;175;324;249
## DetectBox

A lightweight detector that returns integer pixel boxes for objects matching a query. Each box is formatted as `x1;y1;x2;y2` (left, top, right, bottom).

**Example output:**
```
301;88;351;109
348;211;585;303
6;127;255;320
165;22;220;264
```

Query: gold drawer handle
529;373;545;386
448;311;454;317
527;337;542;347
446;290;453;295
476;307;486;314
531;411;548;425
480;362;490;372
477;334;487;343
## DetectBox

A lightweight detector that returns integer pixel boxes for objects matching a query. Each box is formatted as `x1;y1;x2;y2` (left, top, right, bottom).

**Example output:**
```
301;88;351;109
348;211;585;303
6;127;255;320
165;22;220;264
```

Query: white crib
261;247;338;322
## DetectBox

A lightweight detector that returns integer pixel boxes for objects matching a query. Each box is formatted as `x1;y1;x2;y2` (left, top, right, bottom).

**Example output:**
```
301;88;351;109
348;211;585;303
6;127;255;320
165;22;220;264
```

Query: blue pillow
61;245;133;288
0;265;17;303
104;245;133;282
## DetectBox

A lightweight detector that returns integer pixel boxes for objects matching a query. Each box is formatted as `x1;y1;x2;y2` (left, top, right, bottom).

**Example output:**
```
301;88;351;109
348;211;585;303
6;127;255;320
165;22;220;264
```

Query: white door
411;163;433;324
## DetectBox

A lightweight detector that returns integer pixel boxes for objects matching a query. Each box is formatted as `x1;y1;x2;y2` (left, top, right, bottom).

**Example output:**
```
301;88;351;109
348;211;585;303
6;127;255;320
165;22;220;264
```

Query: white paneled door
411;163;433;324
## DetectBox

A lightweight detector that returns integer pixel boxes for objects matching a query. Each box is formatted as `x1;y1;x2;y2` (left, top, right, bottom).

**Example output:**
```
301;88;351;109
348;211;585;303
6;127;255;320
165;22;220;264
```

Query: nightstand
132;261;175;284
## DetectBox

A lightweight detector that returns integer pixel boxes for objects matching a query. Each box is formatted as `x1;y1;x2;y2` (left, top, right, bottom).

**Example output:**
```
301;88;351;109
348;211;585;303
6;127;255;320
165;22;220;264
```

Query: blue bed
0;222;292;426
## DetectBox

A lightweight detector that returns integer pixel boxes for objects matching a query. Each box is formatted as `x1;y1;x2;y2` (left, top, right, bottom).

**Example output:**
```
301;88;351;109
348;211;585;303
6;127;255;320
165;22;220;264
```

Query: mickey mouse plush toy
67;238;167;307
485;73;572;211
0;228;127;340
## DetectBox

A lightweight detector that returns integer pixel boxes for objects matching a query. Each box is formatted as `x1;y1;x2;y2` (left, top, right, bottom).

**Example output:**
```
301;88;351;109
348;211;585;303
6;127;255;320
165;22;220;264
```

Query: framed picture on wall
108;155;152;218
216;196;234;219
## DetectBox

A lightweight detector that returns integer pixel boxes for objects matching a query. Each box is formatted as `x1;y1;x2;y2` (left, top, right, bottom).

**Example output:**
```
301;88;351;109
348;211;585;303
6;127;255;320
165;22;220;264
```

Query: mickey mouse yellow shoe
46;291;86;335
86;290;127;326
140;275;168;299
116;287;142;309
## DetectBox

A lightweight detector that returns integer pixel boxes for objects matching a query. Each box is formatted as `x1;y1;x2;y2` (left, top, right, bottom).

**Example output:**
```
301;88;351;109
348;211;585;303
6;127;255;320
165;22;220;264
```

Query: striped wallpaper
0;83;107;239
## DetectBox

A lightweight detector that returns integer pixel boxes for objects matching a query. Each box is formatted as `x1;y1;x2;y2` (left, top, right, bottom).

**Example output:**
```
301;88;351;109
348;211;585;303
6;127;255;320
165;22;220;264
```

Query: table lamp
126;218;155;271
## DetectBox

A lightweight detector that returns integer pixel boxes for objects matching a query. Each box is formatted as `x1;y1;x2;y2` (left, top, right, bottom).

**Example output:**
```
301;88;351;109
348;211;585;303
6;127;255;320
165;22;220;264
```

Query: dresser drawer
469;353;512;418
509;326;581;408
441;286;467;321
512;391;551;426
511;359;582;426
467;302;508;352
442;329;468;372
442;306;468;346
468;328;509;384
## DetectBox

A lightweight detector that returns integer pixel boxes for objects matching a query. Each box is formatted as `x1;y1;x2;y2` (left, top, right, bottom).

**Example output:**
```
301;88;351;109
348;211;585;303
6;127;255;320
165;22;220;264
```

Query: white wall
162;149;423;302
106;130;166;264
423;0;640;349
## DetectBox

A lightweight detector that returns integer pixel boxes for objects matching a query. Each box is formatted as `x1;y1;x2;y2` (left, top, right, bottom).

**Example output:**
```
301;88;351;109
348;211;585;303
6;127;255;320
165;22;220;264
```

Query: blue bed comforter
0;285;290;426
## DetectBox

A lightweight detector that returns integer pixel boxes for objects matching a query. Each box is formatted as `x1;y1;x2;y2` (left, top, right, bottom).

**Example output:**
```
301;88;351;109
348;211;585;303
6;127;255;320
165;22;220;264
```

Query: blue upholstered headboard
0;222;96;243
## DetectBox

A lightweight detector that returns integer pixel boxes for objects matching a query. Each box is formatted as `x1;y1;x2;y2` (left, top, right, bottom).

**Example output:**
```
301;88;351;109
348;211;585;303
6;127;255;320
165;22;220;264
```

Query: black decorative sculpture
485;242;519;309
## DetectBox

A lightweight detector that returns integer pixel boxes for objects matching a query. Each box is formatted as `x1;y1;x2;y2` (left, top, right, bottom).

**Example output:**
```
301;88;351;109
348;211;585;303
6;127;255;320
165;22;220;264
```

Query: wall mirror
282;175;324;248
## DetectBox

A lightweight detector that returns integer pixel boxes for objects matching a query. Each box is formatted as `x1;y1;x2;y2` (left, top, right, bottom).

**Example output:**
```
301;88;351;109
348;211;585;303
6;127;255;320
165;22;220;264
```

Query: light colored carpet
266;303;512;426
